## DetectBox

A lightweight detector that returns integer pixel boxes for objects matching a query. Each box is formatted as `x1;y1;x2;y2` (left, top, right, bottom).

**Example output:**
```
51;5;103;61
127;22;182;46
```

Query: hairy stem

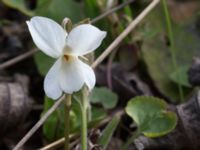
64;94;72;150
81;87;88;150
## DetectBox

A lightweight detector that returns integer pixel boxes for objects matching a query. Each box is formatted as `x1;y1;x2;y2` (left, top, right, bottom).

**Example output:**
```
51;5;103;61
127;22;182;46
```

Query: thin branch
92;0;160;68
13;0;160;149
0;48;38;70
13;96;65;150
0;0;135;70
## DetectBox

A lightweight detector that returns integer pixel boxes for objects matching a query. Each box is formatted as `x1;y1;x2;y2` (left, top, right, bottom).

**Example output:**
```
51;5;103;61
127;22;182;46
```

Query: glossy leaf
126;96;177;138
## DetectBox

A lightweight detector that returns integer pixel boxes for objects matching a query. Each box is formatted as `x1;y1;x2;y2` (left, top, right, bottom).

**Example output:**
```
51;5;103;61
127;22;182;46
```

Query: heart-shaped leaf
90;87;118;109
125;96;177;138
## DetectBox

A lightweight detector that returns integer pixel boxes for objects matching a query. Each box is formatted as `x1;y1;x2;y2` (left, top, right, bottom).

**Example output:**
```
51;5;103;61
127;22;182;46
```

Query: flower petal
26;16;66;58
44;58;63;99
59;57;85;94
79;60;96;90
65;24;106;56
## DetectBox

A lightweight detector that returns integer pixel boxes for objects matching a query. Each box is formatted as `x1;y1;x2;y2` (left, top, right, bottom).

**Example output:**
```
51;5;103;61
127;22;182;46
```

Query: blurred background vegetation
0;0;200;149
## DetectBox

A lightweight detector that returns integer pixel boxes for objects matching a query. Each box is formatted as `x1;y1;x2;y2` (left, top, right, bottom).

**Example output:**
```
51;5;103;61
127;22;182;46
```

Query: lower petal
44;58;63;99
59;57;85;94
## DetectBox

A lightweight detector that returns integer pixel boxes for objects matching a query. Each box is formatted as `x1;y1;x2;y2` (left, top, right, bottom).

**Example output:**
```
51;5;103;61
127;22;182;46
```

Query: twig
0;0;135;70
64;95;72;150
92;0;161;68
13;1;160;149
13;96;65;150
0;48;38;70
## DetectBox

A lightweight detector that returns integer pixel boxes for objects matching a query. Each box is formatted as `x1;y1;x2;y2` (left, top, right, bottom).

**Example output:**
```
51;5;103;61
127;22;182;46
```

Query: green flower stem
161;0;184;102
81;86;88;150
121;130;141;150
64;94;72;150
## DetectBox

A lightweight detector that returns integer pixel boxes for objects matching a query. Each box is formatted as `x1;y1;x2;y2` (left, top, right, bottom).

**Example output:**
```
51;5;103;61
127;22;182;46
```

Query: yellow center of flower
64;55;70;61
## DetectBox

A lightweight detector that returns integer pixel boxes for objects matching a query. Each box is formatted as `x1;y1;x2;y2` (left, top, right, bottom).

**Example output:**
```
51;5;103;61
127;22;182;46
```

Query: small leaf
170;65;191;87
2;0;34;16
90;87;118;109
126;96;177;138
98;116;120;150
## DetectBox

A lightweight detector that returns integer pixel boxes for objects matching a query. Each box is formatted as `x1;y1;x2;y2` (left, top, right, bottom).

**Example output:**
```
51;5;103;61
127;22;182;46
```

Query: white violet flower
26;16;107;100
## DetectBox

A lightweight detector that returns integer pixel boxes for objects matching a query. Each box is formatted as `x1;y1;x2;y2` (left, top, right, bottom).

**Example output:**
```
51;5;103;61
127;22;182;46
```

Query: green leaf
169;65;191;87
2;0;34;16
90;87;118;109
98;116;120;150
34;51;55;75
125;96;177;138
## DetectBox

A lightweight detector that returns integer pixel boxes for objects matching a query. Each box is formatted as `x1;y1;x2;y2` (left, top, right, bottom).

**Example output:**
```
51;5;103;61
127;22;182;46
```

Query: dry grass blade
13;96;65;150
0;0;135;70
13;0;160;149
0;48;38;70
92;0;160;68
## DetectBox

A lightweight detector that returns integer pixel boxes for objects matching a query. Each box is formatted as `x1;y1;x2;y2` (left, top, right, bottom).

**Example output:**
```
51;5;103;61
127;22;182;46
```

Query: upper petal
44;58;63;99
65;24;106;56
26;16;66;58
58;57;85;94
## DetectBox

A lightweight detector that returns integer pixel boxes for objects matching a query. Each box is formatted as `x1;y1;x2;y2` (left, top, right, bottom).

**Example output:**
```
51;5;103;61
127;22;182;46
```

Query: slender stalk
121;130;140;150
161;0;184;101
81;86;88;150
64;94;72;150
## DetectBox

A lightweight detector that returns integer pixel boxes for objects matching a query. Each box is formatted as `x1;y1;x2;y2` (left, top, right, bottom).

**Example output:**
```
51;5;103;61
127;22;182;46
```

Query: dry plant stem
13;1;160;149
13;95;65;150
39;136;79;150
92;0;160;68
0;0;135;70
0;48;38;70
64;95;72;150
